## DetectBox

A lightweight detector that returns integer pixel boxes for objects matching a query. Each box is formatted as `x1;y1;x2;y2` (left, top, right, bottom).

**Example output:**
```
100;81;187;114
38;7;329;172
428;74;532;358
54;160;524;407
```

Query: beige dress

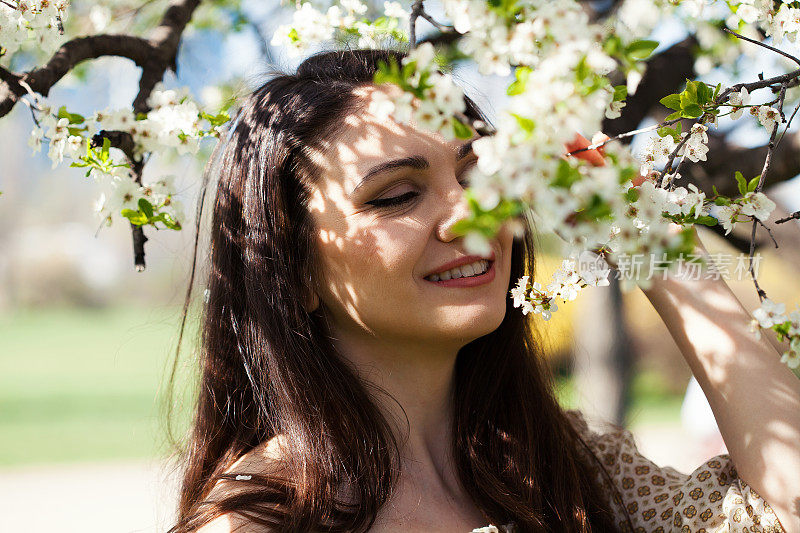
471;410;786;533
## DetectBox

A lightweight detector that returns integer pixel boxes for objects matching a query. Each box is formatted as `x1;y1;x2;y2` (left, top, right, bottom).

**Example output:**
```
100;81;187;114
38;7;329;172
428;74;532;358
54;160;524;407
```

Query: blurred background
3;1;800;532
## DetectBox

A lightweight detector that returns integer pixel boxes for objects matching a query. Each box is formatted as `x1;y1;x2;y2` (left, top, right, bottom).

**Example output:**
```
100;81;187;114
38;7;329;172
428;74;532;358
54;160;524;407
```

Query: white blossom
605;99;625;119
727;86;750;120
781;337;800;369
715;204;741;235
751;105;780;135
576;250;611;287
753;299;788;329
382;1;409;19
510;275;530;308
740;191;775;221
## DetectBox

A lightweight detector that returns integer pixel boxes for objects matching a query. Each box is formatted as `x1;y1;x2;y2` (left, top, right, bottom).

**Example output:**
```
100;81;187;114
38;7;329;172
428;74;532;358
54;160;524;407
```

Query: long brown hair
167;48;630;532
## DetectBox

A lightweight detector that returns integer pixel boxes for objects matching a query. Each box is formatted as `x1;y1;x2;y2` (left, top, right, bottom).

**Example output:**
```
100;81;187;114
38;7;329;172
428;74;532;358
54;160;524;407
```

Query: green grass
0;305;685;467
0;304;197;466
555;370;684;427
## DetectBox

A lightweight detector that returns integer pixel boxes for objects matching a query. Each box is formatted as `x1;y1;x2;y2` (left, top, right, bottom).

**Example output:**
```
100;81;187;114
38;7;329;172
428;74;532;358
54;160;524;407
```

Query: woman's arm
641;234;800;532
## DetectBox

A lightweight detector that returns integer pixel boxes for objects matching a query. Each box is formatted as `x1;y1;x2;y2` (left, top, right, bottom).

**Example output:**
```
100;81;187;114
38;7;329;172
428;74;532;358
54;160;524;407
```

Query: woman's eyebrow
349;140;475;196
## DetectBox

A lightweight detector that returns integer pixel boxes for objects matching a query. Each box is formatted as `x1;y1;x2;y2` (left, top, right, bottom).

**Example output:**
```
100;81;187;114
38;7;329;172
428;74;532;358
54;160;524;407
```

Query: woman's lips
423;260;496;287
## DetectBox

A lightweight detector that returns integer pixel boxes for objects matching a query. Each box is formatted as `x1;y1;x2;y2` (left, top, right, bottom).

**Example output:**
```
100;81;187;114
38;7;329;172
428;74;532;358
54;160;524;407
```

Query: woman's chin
432;308;506;340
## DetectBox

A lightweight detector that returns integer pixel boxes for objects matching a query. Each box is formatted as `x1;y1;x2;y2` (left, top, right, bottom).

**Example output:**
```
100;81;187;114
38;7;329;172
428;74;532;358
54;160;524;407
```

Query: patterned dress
471;409;786;533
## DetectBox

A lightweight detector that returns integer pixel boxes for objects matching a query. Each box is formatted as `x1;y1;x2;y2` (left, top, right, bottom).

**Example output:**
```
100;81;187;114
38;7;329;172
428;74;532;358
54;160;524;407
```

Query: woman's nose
435;183;472;242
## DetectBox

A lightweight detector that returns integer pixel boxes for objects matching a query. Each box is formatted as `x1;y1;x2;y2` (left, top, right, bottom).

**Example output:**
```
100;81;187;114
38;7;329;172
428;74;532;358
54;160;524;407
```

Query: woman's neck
331;331;465;498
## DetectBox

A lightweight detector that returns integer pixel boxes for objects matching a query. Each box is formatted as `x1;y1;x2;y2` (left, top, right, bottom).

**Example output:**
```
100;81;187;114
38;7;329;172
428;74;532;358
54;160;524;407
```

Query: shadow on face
302;84;514;350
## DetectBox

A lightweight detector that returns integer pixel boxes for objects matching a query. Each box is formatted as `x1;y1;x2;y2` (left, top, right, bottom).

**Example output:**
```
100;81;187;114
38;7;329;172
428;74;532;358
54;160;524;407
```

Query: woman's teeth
426;259;490;282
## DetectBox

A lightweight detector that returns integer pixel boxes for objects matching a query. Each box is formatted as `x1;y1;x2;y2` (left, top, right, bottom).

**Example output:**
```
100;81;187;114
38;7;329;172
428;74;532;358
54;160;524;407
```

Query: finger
564;132;606;167
590;131;611;156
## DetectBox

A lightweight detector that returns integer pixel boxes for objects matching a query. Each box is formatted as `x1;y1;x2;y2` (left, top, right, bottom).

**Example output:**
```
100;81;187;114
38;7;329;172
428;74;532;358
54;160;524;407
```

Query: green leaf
626;39;659;60
618;165;636;184
696;81;710;105
735;171;747;196
660;94;682;111
624;187;640;203
200;111;230;127
685;80;699;103
693;215;718;226
100;137;111;162
374;59;402;86
121;209;148;225
452;118;473;139
510;113;535;135
550;159;582;189
657;125;681;142
507;66;531;96
580;194;613;220
682;104;703;118
57;106;85;124
665;110;682;121
603;35;623;57
714;196;731;206
713;82;721;100
748;175;761;192
613;84;627;101
138;198;154;219
160;212;182;230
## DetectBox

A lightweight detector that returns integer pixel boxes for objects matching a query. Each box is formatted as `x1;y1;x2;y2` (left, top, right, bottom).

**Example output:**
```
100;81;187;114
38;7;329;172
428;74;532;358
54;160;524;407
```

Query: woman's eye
365;191;419;208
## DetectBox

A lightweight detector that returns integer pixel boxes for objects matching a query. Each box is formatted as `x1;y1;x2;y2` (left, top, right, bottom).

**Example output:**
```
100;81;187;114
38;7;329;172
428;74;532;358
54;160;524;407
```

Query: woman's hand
566;131;800;531
563;132;608;167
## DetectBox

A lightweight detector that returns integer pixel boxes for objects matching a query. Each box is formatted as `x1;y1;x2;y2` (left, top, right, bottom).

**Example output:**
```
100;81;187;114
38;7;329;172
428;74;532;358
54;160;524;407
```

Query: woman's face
305;84;514;349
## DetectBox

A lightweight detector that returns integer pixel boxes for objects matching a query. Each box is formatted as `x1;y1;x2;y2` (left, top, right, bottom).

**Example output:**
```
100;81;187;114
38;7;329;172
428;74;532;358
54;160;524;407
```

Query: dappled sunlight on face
305;84;514;349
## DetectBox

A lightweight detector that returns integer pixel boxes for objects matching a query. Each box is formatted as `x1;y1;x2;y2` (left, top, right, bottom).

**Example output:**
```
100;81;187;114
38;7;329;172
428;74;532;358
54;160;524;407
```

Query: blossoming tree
2;0;800;371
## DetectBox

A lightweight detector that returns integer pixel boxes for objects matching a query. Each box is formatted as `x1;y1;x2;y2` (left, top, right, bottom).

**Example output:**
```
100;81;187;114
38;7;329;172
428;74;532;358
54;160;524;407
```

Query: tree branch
90;130;149;271
128;0;202;270
0;0;203;269
602;35;699;138
133;0;202;114
0;35;157;118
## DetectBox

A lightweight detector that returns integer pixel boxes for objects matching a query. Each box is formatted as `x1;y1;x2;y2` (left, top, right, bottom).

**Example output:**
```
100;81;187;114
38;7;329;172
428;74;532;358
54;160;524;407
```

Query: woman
168;49;800;532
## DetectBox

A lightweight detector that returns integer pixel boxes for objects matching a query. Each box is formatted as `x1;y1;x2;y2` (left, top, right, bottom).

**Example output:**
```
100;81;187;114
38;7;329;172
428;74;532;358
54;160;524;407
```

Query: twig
652;63;800;190
747;84;787;301
665;151;689;189
90;130;148;271
419;11;455;33
723;27;800;68
756;218;779;248
657;127;693;188
409;0;423;49
408;0;456;49
775;210;800;224
774;97;800;150
566;117;683;156
17;95;41;128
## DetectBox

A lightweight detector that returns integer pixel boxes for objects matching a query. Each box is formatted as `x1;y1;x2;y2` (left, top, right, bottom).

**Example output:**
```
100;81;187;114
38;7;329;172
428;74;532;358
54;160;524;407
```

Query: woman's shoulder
196;434;291;533
228;434;291;475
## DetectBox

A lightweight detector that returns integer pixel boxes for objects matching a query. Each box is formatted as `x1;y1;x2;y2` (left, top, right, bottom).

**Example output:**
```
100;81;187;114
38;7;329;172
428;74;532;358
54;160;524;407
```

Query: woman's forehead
309;85;460;190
